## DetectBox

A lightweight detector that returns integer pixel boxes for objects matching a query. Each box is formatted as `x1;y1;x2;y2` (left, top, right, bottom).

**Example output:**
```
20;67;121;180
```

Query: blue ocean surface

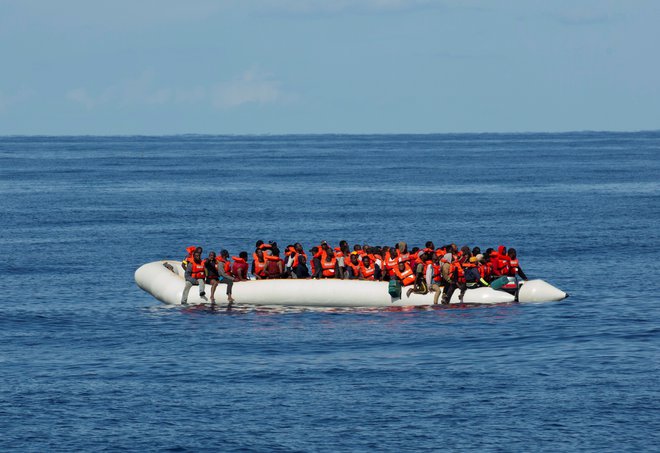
1;133;659;451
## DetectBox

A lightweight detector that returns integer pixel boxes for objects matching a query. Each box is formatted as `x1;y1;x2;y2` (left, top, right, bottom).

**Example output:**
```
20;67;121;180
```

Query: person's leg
312;258;322;278
181;281;193;304
431;283;442;304
210;279;218;302
198;279;206;297
457;282;467;302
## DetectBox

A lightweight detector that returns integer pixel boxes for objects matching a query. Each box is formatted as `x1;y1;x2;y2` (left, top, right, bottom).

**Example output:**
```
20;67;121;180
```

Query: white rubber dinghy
135;261;567;307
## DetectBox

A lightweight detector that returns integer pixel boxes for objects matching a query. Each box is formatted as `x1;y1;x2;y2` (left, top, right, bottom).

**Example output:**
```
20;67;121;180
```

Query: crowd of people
178;240;527;305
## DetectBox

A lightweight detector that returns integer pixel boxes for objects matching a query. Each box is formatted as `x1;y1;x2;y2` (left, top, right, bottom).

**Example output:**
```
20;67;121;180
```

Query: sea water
1;133;659;451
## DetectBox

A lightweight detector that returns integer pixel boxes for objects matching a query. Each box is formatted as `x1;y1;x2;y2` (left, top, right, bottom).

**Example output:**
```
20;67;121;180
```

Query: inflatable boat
135;261;568;308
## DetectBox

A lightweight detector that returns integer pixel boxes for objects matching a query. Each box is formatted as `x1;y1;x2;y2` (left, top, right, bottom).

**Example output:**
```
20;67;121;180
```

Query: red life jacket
231;257;249;280
190;260;206;279
359;263;376;280
507;258;519;276
265;258;282;277
321;257;337;277
394;264;415;286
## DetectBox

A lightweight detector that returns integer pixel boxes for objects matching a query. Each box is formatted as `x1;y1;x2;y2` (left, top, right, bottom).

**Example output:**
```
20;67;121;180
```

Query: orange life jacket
432;263;442;282
394;264;415;286
253;258;266;277
190;260;206;279
292;252;307;268
216;257;232;275
321;257;337;277
450;261;464;283
359;263;376;280
346;261;360;278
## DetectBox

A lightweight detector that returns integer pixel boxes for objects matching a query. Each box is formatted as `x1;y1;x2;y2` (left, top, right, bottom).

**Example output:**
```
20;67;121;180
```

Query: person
292;252;310;278
217;249;233;277
406;253;430;296
393;261;416;287
431;253;465;305
359;256;378;281
506;248;528;280
309;246;322;278
264;247;285;278
181;246;200;270
321;250;340;278
181;249;206;305
252;248;267;279
345;252;361;279
463;256;489;289
231;251;250;281
492;245;510;276
215;257;235;304
204;251;222;303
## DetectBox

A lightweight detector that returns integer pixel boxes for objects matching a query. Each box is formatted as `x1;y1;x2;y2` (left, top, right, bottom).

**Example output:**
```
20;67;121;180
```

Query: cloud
66;69;290;110
211;69;283;108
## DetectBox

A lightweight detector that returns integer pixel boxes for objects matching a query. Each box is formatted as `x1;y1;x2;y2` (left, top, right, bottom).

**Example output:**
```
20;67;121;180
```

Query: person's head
321;241;329;250
398;261;406;271
208;251;216;260
498;245;507;256
461;245;471;257
382;245;390;254
411;247;419;255
339;240;349;251
390;248;399;258
476;254;484;263
256;249;264;260
310;246;319;254
398;241;408;253
469;256;477;264
325;250;334;260
271;247;280;257
450;243;458;254
485;247;494;258
239;251;248;260
472;246;481;256
508;248;517;259
193;250;202;262
353;244;362;251
195;246;203;254
350;252;359;264
425;241;435;250
362;256;372;267
294;242;304;253
255;240;264;249
420;252;430;262
221;249;229;259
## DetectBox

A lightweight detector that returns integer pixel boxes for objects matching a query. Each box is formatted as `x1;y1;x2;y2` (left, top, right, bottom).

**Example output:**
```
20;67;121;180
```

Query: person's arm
185;263;193;280
517;266;528;281
218;263;232;280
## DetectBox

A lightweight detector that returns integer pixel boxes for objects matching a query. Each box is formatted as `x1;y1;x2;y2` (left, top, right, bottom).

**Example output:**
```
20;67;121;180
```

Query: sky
0;0;659;135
